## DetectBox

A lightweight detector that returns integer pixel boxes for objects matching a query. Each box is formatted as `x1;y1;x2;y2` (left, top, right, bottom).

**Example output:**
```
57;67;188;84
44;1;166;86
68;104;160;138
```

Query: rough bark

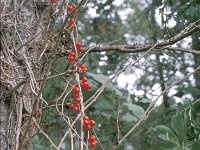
0;0;50;149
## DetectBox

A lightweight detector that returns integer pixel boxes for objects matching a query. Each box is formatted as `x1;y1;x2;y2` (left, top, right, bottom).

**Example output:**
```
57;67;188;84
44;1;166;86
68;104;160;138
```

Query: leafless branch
89;22;200;55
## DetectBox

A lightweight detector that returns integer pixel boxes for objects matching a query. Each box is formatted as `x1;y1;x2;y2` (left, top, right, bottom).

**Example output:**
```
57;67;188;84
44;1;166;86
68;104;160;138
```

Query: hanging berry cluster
88;135;98;148
50;0;99;148
50;0;58;3
67;4;79;14
83;115;96;131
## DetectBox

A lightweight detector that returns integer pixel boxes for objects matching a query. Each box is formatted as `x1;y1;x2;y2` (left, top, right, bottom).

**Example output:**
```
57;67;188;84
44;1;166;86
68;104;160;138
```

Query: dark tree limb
89;22;200;55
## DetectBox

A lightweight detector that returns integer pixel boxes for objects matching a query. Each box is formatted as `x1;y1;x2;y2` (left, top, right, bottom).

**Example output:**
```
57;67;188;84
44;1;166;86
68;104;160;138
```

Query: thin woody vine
41;1;200;149
51;0;98;148
2;0;197;149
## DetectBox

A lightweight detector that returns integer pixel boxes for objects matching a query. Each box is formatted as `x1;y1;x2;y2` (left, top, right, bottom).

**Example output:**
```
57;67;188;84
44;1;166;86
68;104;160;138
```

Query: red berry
73;106;80;112
73;93;79;98
69;18;75;28
73;87;80;94
68;52;76;64
77;64;87;74
83;115;89;120
71;4;78;14
86;84;92;90
90;120;96;127
81;68;87;74
83;83;92;91
83;119;90;126
82;77;88;83
80;82;84;88
69;52;76;57
90;141;97;148
80;64;86;69
74;10;79;14
69;103;74;109
75;97;81;103
75;102;80;107
76;42;84;52
67;5;73;11
77;46;84;52
76;42;82;48
51;0;58;3
68;56;75;61
85;124;92;131
71;4;76;9
88;135;96;143
77;68;81;73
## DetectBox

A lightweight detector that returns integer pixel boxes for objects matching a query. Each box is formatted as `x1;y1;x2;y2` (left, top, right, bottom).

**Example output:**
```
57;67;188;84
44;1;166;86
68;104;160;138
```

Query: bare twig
32;118;58;150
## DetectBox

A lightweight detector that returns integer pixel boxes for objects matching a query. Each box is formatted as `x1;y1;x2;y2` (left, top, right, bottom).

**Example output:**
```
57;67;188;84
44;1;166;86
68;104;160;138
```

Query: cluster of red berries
67;4;78;14
69;18;76;29
68;42;84;64
84;116;98;148
88;135;98;148
83;115;96;131
51;1;99;147
66;65;98;148
67;77;92;113
80;77;92;91
76;42;84;52
68;52;76;64
64;1;98;148
77;64;87;74
67;3;79;29
68;86;81;112
50;1;78;28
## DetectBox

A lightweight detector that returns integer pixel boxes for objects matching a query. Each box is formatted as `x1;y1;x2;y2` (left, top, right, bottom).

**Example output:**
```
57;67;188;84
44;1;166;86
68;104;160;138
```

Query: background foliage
33;0;200;149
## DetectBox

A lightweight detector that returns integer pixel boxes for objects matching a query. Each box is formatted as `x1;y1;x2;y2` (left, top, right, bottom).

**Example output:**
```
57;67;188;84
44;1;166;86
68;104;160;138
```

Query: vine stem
71;30;85;150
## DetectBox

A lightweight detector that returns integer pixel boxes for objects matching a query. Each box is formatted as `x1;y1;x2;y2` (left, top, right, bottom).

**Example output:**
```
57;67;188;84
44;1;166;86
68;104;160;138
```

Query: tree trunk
0;0;50;149
150;2;169;108
193;33;200;99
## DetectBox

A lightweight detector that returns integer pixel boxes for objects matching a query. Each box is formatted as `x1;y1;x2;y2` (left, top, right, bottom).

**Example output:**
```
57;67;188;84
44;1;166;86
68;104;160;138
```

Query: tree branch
89;22;200;54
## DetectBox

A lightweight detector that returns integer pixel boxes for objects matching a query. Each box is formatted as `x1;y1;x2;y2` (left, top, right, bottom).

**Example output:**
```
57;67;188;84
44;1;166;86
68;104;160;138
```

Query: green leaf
150;142;180;150
192;140;200;150
171;110;187;147
121;112;138;122
140;98;150;104
94;94;115;111
87;72;123;96
87;72;109;84
148;125;179;142
183;98;192;108
123;103;145;118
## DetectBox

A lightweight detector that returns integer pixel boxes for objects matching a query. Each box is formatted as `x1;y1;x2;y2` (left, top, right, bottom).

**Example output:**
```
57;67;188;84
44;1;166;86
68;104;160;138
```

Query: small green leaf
87;72;109;84
87;72;123;96
140;98;150;103
183;98;192;108
94;94;115;111
192;140;200;150
123;103;145;118
121;112;138;122
148;125;179;142
171;110;187;147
